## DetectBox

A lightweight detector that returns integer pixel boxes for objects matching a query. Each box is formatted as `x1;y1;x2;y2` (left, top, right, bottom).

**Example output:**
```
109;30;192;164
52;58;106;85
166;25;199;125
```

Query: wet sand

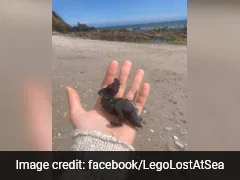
52;35;187;151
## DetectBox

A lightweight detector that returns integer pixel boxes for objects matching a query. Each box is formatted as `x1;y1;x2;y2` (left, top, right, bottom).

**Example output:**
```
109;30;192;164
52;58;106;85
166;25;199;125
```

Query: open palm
66;60;150;145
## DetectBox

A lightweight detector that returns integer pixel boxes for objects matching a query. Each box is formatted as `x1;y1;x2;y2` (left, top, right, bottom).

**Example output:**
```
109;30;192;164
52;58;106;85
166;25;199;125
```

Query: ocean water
100;20;187;31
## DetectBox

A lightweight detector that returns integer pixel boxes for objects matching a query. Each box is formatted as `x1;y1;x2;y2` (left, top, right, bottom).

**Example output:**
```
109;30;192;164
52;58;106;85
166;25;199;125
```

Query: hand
66;60;150;144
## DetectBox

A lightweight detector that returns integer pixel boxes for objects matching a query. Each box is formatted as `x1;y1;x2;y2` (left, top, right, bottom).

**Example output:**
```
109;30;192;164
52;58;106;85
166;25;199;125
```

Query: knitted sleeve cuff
71;129;135;151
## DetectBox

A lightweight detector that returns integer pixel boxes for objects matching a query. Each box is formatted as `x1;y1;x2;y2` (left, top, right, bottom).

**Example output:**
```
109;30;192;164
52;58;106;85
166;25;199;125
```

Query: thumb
66;86;85;118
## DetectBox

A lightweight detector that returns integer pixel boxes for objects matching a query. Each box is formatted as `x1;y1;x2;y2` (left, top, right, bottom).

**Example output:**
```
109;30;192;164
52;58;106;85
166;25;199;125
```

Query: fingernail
138;69;144;74
125;60;132;65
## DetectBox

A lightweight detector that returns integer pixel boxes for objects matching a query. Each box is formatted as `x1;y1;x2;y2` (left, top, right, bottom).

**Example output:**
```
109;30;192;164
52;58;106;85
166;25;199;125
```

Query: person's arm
71;129;134;151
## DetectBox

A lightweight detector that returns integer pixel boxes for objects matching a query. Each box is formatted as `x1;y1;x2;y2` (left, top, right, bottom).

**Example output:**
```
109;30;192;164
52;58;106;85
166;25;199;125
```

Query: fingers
66;86;85;121
115;60;132;98
101;60;118;88
95;60;118;109
125;69;144;100
136;83;150;113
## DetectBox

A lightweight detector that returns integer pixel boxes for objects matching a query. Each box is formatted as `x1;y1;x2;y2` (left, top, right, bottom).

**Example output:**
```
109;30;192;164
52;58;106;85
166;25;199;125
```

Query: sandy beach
52;35;187;151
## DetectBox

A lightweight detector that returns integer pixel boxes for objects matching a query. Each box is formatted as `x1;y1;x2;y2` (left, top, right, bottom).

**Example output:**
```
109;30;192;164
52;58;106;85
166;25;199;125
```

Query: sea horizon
70;20;186;32
70;19;187;29
97;19;186;29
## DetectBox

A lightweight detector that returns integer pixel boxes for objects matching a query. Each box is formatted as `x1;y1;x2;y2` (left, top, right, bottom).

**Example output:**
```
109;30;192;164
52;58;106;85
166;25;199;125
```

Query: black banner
0;152;239;180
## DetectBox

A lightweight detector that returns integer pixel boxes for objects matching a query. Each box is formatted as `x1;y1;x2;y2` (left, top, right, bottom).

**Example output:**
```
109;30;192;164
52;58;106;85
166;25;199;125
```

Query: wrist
71;129;135;151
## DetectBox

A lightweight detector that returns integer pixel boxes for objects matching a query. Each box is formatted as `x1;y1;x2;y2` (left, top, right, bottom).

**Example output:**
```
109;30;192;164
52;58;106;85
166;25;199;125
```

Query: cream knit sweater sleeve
71;129;134;151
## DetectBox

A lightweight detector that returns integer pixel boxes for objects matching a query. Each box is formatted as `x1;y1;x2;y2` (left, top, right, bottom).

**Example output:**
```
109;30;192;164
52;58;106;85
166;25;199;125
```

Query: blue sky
52;0;187;27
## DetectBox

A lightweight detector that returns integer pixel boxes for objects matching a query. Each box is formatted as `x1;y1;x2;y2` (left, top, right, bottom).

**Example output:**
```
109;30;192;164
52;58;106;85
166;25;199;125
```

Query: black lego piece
98;78;143;127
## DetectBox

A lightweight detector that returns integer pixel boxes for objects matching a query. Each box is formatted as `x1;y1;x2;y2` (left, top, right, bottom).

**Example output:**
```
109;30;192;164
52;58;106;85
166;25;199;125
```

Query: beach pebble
173;136;179;140
63;112;67;117
150;129;154;133
89;89;92;92
60;84;63;88
148;138;151;141
57;133;61;138
143;110;147;114
164;127;172;131
175;141;184;149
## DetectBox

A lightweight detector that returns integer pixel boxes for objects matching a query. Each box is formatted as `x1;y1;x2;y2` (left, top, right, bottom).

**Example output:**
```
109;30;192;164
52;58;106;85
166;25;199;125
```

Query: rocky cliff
52;11;72;33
